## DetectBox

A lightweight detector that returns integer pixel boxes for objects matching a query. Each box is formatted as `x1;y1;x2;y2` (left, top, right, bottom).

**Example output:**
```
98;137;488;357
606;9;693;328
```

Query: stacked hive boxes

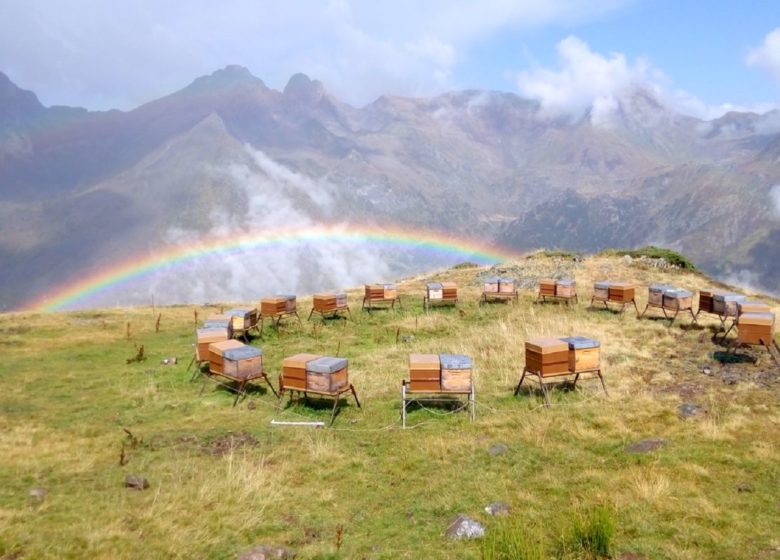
737;301;771;315
556;279;576;297
407;353;472;392
593;281;611;301
261;295;296;316
698;290;716;314
203;314;234;339
713;293;747;317
365;284;397;300
207;340;245;376
281;353;320;390
539;279;556;298
525;338;570;376
226;308;258;331
648;284;673;306
313;292;348;313
484;277;500;293
408;354;442;391
219;345;263;380
559;336;600;372
281;354;348;394
498;277;516;294
662;289;693;311
442;282;458;300
426;282;443;300
196;327;228;361
440;354;473;392
608;282;635;303
737;312;775;345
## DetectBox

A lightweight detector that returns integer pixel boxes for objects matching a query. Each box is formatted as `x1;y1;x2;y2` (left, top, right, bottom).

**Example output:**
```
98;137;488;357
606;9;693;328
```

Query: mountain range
1;65;779;310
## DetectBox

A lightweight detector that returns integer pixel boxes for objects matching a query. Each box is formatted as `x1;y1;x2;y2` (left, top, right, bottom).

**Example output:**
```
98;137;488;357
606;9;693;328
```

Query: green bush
601;246;696;270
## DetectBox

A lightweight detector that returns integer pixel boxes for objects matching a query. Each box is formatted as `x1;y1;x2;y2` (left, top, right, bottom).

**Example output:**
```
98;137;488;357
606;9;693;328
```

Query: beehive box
662;289;693;311
426;282;443;300
440;354;473;392
196;327;228;361
698;290;715;314
383;283;398;300
408;353;441;391
203;315;234;339
560;336;600;373
738;301;771;315
593;281;611;301
498;277;516;294
260;297;287;316
365;284;386;300
281;295;296;313
306;356;349;394
608;282;635;303
555;279;576;297
738;312;775;345
648;283;673;306
525;338;570;376
208;339;245;375
226;308;258;331
282;353;321;390
713;293;747;317
313;293;338;312
539;279;556;297
484;276;500;293
441;281;458;300
336;292;347;307
221;345;263;381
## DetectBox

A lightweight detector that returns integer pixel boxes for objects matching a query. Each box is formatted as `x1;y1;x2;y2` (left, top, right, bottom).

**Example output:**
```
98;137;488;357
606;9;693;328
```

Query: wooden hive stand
200;340;277;406
536;278;578;305
401;353;475;428
278;354;361;425
480;277;518;305
590;281;638;314
514;336;607;407
423;281;458;312
362;283;402;312
308;292;351;321
260;295;301;332
226;307;261;341
724;311;780;365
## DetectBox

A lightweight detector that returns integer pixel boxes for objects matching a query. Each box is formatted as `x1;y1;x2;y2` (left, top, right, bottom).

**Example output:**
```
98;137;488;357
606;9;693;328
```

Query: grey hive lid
439;353;472;369
560;336;600;349
226;308;252;317
594;280;612;289
713;293;747;302
484;276;500;283
335;292;347;298
383;283;396;289
499;277;516;283
307;356;348;374
427;282;443;290
275;294;296;300
557;278;575;286
649;283;673;292
663;288;692;298
197;327;226;336
203;319;231;328
223;346;263;361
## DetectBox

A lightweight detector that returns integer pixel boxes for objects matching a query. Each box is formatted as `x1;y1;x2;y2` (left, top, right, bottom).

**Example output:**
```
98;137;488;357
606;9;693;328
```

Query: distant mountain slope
1;66;779;309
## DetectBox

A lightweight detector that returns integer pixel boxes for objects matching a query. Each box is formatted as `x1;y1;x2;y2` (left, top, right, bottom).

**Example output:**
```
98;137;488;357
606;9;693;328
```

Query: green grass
0;256;778;559
600;246;697;270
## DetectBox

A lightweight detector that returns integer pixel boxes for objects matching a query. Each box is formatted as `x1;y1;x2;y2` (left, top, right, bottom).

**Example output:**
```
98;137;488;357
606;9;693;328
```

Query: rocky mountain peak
185;65;266;93
283;73;326;105
0;72;45;125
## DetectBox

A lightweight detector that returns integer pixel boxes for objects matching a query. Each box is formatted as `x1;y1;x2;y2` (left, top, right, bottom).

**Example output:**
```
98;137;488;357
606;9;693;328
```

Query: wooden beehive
484;276;500;293
662;289;693;311
313;293;337;312
426;282;443;301
441;282;458;300
737;301;771;315
593;281;611;301
208;339;245;375
281;353;321;390
281;295;296;313
196;327;228;361
221;345;263;381
383;283;397;299
227;307;258;331
525;338;570;376
713;293;746;317
539;278;556;297
697;290;715;314
737;312;775;345
261;295;295;316
555;279;576;297
203;315;234;339
365;284;385;300
306;356;349;394
560;336;600;373
648;283;673;306
408;353;441;392
498;277;516;294
440;354;473;392
608;282;635;303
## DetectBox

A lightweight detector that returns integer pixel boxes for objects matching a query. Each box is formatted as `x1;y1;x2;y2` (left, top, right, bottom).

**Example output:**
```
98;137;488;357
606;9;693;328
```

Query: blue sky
1;0;778;118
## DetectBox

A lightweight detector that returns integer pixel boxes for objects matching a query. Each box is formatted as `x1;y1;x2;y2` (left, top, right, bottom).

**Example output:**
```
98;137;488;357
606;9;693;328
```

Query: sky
1;0;779;120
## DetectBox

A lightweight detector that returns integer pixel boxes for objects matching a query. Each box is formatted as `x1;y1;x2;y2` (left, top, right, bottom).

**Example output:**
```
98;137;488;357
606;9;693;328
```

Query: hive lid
610;281;634;288
439;354;472;369
196;327;227;338
223;346;263;361
307;356;348;374
484;276;500;283
209;339;244;353
335;292;347;298
383;283;396;289
739;312;775;325
663;288;693;298
203;319;231;329
649;283;674;292
557;279;575;286
283;353;321;367
526;338;569;353
441;281;457;289
314;292;334;298
594;280;612;289
226;307;253;317
713;293;747;302
559;336;600;349
409;353;440;367
275;294;296;300
499;277;516;283
427;282;443;290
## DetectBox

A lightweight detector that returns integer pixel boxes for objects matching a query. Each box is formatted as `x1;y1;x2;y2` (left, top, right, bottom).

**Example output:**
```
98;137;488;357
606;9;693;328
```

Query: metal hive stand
479;290;518;306
361;295;402;312
199;369;279;407
639;302;698;325
277;382;362;426
400;381;475;428
513;366;608;407
591;295;639;315
307;305;352;321
423;295;458;313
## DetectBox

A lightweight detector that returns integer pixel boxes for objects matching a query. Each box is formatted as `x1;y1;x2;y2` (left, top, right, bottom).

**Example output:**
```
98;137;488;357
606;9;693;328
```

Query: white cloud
747;28;780;85
770;184;780;219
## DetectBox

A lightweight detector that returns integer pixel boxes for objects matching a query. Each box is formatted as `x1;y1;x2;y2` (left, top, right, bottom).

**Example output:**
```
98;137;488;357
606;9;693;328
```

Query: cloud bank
747;27;780;85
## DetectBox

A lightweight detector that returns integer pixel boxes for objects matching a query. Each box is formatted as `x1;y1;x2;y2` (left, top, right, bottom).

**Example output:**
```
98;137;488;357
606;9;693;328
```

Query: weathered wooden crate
365;284;386;300
441;282;458;300
483;276;500;293
306;356;349;394
698;290;715;314
426;282;443;301
608;282;635;303
648;283;673;306
737;301;771;315
281;353;321;390
440;354;473;392
408;353;441;391
539;278;556;297
208;339;245;375
498;277;516;294
226;308;258;331
560;336;600;373
196;327;229;361
221;345;263;381
713;293;747;317
662;289;693;311
738;312;775;345
593;281;611;301
313;293;348;312
525;338;570;376
260;297;287;316
555;279;576;297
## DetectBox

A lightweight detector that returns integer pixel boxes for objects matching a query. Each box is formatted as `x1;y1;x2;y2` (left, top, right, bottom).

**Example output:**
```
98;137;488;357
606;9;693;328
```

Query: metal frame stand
260;311;302;334
423;296;458;313
232;321;262;342
639;302;697;325
199;369;279;406
590;296;639;315
479;291;519;306
513;366;608;407
401;381;475;428
536;293;578;306
724;338;780;366
277;382;361;426
361;296;402;312
307;305;352;321
187;354;208;382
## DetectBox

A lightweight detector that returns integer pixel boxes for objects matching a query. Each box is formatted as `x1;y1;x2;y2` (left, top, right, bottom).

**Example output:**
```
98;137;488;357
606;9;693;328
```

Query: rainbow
22;224;519;312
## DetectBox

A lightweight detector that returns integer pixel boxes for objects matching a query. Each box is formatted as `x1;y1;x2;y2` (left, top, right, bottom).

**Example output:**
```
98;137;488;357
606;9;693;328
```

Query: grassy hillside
1;255;778;559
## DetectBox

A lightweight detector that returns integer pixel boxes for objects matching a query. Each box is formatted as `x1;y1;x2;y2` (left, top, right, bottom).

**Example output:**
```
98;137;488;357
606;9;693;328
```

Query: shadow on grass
712;351;755;364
